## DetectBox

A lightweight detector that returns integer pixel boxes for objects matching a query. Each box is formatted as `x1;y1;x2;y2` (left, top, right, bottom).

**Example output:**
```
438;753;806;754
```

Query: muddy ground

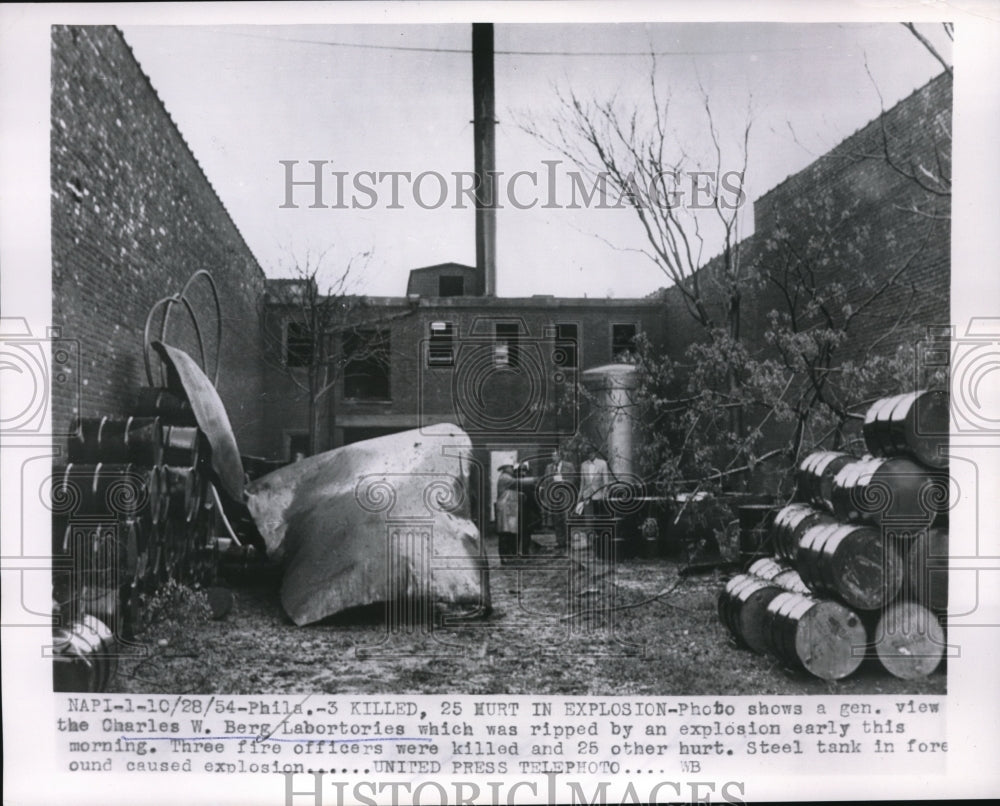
112;534;946;697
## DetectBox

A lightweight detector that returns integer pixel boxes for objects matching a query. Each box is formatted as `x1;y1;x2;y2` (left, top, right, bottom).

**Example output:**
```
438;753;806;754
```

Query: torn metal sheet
151;341;245;501
246;424;489;626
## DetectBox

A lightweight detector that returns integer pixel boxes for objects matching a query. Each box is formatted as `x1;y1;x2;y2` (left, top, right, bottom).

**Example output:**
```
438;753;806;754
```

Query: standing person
542;447;577;550
578;443;611;520
495;464;519;564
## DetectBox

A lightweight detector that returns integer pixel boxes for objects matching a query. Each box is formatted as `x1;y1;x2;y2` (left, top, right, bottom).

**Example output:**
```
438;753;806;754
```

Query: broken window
285;322;313;367
343;329;391;400
611;323;637;361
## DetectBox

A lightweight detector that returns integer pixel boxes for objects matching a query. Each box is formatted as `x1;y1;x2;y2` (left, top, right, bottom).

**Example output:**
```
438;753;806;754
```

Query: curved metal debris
151;341;245;501
246;424;489;626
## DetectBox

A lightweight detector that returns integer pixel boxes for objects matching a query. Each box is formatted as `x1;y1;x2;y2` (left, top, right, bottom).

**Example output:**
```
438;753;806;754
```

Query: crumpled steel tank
246;423;490;626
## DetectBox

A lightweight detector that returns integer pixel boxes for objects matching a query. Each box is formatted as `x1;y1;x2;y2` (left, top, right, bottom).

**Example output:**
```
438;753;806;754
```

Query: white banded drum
52;614;117;692
796;521;903;610
863;390;949;469
764;591;867;680
68;416;163;466
796;451;853;512
830;456;944;525
718;574;783;654
900;527;948;614
873;600;945;679
747;556;811;594
770;503;836;561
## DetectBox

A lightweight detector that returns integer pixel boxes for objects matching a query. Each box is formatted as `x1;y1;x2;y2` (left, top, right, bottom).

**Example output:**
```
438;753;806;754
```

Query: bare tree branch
902;22;953;76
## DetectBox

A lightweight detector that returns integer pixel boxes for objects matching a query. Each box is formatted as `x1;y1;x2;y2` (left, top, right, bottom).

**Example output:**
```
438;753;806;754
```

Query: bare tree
523;52;947;501
521;62;751;335
903;21;953;77
520;60;752;440
856;24;952;220
259;250;401;456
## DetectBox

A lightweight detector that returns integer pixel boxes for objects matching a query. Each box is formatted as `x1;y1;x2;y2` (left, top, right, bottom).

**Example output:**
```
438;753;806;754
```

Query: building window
285;322;313;367
555;323;578;369
495;323;520;368
611;323;638;360
343;329;391;400
428;321;455;367
438;275;465;296
287;432;310;461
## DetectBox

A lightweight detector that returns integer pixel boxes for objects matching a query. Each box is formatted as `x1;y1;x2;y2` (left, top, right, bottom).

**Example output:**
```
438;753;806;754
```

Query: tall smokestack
472;22;496;297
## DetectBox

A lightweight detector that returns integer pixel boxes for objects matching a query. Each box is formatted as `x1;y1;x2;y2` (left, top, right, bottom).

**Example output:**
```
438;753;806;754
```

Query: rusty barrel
796;451;853;512
134;386;197;426
54;520;120;617
747;557;810;595
144;520;168;588
92;463;151;519
162;425;202;468
900;527;948;614
796;521;903;610
863;390;949;469
68;416;163;465
120;518;150;636
162;465;203;523
830;455;945;525
55;463;152;520
873;600;945;679
770;503;836;562
52;614;117;693
119;518;146;637
764;591;866;680
147;464;168;525
718;574;783;654
159;516;196;581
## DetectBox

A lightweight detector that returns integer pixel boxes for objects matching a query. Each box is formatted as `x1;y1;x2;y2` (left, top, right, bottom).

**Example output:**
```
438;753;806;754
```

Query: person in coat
541;447;577;550
495;464;519;564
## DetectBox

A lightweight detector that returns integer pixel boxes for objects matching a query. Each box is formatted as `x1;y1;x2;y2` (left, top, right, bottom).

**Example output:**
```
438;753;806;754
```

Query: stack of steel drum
51;387;222;691
719;389;949;680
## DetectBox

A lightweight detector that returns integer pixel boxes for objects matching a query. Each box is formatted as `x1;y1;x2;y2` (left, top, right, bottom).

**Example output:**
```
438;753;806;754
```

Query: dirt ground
112;534;946;697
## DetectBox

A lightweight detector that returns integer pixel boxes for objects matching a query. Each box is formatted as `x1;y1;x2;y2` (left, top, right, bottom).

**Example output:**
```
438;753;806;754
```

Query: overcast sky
120;21;952;298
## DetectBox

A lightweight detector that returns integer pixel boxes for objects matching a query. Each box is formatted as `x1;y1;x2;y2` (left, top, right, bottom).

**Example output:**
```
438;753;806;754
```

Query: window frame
284;321;314;368
342;328;392;401
427;320;456;367
610;322;639;361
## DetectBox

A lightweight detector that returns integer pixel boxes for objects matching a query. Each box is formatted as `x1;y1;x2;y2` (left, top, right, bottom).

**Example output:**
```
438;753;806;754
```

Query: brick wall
649;72;951;487
51;26;272;456
662;71;951;370
261;295;667;456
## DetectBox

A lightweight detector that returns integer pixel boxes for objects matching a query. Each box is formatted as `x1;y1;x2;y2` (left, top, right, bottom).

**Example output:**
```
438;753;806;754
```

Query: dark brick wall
261;296;667;457
661;71;951;369
51;26;271;455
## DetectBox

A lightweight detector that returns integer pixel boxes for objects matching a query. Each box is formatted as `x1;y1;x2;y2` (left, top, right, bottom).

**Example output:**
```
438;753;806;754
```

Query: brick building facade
261;273;666;461
51;26;270;456
661;72;951;366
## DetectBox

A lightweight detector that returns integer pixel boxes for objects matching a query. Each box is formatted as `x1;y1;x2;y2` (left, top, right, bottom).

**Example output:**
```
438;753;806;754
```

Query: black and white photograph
2;2;999;804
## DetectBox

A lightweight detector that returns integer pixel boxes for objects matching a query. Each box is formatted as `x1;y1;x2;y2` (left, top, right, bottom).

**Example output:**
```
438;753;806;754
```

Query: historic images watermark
278;160;747;211
282;771;748;805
